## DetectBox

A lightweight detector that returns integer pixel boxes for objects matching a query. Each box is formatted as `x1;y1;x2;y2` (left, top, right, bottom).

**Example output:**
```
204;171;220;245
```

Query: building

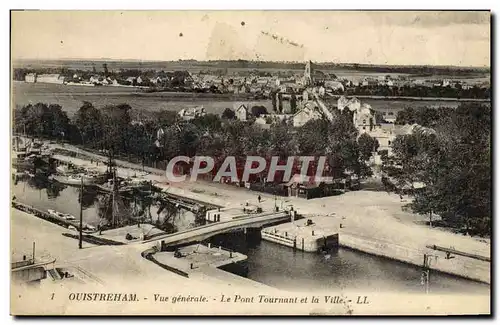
368;123;436;165
234;84;249;94
258;114;290;125
377;109;398;123
35;74;65;84
442;79;451;87
337;96;361;112
366;126;396;164
293;102;322;127
254;116;268;125
304;60;313;86
324;80;345;92
353;103;376;134
126;76;137;85
150;76;162;84
283;174;347;199
178;106;206;121
234;104;249;121
25;73;36;83
317;86;326;97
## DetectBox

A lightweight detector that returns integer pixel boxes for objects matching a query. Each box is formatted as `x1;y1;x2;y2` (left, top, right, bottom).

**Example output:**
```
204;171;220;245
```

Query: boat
83;224;96;232
49;173;99;186
24;171;36;178
47;209;68;219
94;180;133;194
62;213;76;221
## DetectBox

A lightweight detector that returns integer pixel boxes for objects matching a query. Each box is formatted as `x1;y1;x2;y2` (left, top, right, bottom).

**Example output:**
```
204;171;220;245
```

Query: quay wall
339;232;490;284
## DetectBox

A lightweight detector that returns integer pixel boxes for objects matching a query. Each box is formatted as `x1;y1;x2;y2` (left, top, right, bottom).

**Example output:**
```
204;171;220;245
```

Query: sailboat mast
79;175;83;249
112;168;116;227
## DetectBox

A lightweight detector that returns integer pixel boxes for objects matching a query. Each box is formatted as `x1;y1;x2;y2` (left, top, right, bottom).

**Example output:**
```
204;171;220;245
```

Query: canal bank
338;232;490;284
18;142;491;285
11;177;489;294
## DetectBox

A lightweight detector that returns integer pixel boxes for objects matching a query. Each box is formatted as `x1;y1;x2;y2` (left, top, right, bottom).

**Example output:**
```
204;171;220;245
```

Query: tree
15;103;70;140
221;108;236;120
297;119;330;156
267;124;298;159
389;103;491;236
100;104;132;156
395;107;417;125
290;93;297;114
251;105;268;118
271;90;277;111
73;101;103;146
155;110;179;127
178;123;201;157
358;133;379;161
326;113;367;179
191;114;222;133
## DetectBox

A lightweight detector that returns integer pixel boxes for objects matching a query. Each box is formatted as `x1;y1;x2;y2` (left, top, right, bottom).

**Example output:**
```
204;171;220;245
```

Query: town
10;10;491;317
14;59;490;100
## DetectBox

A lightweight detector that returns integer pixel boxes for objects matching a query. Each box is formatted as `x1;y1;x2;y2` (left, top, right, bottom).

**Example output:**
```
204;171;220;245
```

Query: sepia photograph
9;10;491;316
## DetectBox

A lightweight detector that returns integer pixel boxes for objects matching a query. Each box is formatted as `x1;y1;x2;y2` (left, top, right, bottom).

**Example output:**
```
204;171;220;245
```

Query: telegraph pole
422;253;438;294
79;176;84;249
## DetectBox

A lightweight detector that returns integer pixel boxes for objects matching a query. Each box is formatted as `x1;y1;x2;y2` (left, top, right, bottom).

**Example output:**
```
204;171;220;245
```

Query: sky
11;11;490;67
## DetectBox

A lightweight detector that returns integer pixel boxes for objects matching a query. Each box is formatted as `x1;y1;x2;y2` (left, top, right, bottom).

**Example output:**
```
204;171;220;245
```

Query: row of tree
344;85;490;99
14;101;379;183
384;103;491;236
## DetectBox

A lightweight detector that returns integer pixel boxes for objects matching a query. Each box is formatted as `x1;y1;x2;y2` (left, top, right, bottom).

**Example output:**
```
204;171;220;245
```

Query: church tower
304;60;313;86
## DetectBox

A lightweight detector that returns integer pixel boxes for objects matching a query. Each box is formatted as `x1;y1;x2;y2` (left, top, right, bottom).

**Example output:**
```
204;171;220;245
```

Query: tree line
384;103;491;236
344;85;490;99
14;102;378;182
13;101;490;235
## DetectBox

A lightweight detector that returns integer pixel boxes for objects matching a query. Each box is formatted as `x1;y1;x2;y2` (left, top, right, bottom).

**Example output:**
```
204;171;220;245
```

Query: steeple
304;60;313;86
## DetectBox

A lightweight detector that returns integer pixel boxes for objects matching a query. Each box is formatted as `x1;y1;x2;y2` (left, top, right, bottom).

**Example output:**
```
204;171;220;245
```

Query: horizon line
12;57;490;70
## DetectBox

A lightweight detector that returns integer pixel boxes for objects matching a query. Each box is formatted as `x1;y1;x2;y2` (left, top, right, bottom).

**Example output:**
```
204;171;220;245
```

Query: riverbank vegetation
13;101;491;236
382;104;491;236
14;101;375;181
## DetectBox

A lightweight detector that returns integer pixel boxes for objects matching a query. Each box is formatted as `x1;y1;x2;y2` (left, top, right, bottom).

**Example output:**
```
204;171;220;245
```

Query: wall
339;232;490;284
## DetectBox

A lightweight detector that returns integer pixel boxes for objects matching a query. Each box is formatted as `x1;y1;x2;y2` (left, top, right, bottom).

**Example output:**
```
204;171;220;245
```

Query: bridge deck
145;211;290;246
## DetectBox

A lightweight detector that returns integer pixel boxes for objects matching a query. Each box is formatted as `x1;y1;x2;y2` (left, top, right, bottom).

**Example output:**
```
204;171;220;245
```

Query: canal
11;174;490;295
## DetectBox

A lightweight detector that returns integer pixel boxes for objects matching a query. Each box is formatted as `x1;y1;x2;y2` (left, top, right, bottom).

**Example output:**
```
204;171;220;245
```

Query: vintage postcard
10;10;491;315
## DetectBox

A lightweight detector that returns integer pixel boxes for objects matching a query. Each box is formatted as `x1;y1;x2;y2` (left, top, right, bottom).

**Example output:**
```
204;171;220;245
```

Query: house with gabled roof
234;103;249;121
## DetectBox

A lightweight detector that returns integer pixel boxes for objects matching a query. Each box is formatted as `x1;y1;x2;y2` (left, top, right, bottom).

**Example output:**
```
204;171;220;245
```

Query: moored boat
49;172;107;186
49;174;97;186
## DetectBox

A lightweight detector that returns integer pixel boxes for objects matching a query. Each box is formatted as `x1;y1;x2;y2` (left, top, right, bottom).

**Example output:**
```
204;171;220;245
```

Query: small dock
261;216;339;252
